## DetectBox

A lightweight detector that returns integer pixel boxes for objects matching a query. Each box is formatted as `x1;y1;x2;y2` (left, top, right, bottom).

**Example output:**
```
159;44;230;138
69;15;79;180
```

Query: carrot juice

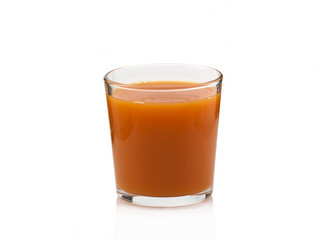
106;81;221;197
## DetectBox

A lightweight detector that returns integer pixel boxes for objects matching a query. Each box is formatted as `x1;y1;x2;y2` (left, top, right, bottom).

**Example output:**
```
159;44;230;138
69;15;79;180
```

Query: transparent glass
104;64;223;207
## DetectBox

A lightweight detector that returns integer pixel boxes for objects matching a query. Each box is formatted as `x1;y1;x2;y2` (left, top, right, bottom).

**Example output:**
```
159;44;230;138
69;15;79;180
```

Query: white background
1;0;329;239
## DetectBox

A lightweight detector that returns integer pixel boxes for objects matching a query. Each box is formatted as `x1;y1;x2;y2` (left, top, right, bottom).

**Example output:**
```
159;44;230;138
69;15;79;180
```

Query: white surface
1;0;329;239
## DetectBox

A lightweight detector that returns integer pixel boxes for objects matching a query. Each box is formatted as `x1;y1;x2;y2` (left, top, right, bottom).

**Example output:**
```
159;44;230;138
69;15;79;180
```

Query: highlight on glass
104;64;223;207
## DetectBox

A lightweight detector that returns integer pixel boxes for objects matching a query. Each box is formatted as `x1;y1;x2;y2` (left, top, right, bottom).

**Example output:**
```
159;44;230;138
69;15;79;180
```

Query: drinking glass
104;64;223;207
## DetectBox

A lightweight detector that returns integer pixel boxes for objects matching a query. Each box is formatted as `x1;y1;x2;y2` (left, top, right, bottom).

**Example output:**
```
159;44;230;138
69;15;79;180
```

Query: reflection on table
114;197;216;240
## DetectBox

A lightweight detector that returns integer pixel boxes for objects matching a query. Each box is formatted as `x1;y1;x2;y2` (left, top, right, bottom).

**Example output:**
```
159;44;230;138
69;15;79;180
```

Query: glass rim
104;63;223;91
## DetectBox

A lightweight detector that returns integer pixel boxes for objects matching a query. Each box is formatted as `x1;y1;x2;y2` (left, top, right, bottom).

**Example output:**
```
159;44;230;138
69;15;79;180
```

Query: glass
104;63;223;207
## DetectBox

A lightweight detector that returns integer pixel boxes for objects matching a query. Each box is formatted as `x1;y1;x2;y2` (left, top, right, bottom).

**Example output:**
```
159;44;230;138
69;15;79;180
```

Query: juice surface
107;81;221;197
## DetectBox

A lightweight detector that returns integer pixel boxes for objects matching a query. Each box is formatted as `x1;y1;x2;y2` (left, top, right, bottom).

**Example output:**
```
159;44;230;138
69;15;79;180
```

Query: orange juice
106;81;221;197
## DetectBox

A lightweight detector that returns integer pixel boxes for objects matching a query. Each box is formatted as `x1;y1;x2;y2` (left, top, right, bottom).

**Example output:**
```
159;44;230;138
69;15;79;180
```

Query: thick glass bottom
117;187;213;207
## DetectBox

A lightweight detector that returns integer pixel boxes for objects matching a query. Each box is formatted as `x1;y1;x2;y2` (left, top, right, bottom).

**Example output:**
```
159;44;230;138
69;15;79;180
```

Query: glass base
117;187;213;207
